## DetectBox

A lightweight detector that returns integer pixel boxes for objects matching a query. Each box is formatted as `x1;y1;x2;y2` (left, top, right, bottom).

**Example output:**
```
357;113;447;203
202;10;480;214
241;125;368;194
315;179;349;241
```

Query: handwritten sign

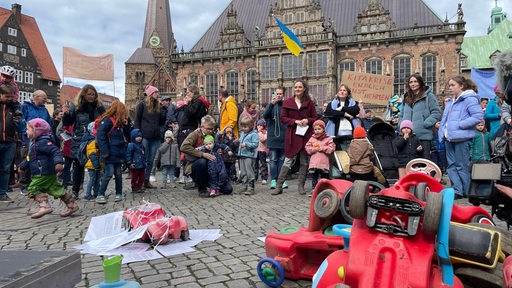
341;71;394;106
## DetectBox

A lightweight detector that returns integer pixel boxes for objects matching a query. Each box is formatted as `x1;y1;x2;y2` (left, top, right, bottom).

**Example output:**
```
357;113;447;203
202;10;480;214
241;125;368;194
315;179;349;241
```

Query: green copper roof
461;18;512;69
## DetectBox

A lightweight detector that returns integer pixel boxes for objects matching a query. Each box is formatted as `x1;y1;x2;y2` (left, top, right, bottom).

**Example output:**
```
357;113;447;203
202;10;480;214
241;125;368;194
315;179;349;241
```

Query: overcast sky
8;0;512;101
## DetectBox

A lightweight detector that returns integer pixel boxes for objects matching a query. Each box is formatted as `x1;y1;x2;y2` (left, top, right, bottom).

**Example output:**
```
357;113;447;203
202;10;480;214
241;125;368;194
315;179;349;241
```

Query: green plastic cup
103;255;123;283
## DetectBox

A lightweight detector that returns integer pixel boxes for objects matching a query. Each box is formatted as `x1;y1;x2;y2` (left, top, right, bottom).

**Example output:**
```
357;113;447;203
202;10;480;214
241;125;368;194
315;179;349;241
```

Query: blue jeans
86;169;101;198
143;138;160;180
98;163;123;196
162;165;175;184
445;139;472;196
269;148;285;181
0;142;16;197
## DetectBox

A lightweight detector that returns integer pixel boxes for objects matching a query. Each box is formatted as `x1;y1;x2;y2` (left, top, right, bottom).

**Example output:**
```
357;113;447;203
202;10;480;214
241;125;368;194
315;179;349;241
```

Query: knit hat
28;118;51;138
494;85;501;93
313;119;325;129
203;135;214;144
353;126;366;138
164;130;173;139
87;122;95;134
256;119;266;127
145;85;158;96
400;120;414;131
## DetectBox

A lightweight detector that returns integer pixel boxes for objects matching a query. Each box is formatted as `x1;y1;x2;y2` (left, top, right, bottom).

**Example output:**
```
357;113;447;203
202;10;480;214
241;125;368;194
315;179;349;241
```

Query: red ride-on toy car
258;172;496;287
123;202;189;245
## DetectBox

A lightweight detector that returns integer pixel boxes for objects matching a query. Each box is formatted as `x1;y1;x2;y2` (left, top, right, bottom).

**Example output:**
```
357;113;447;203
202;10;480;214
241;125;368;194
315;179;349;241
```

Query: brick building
125;0;467;116
0;4;61;106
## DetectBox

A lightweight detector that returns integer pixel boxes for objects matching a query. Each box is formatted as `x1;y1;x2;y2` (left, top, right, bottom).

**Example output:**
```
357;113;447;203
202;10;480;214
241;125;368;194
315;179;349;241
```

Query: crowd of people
0;63;505;215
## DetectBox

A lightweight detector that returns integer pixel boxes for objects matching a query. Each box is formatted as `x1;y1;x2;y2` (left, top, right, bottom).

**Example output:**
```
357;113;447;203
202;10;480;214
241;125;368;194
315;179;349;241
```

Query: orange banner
341;71;394;106
63;47;114;81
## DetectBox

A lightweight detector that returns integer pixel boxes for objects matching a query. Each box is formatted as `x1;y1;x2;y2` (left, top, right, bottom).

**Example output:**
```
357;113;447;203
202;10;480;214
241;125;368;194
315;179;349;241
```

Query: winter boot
272;166;290;195
60;192;79;217
297;165;308;195
31;194;53;219
144;179;157;189
244;180;255;195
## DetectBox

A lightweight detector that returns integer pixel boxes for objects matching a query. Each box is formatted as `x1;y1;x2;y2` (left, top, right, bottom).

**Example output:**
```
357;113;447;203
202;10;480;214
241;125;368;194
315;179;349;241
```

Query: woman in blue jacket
95;101;130;204
399;74;441;159
439;76;483;198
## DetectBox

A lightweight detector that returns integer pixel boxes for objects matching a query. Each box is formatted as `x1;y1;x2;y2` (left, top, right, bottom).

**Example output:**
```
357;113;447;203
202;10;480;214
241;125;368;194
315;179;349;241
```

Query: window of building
283;55;303;79
284;13;293;23
15;70;22;82
296;12;305;22
283;0;293;8
226;71;239;98
246;69;256;101
7;27;17;37
260;56;279;80
24;71;33;84
21;48;26;57
19;91;32;103
205;73;218;105
393;57;411;96
308;26;316;34
309;84;328;107
48;81;53;87
296;0;305;6
307;51;328;77
339;60;355;81
135;71;145;83
365;59;382;74
422;54;437;94
189;73;198;86
7;45;16;55
261;88;276;104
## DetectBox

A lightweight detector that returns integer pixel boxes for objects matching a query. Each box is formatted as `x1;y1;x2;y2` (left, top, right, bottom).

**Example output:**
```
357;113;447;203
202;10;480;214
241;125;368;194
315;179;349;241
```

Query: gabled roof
125;48;157;64
0;7;61;82
461;18;512;69
191;0;444;52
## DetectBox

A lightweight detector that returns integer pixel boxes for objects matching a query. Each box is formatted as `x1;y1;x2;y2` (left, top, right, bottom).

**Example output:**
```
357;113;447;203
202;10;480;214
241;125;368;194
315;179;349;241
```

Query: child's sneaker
95;195;107;204
209;189;218;197
83;194;94;201
282;182;289;189
269;179;277;189
114;194;123;202
149;175;156;183
261;179;267;185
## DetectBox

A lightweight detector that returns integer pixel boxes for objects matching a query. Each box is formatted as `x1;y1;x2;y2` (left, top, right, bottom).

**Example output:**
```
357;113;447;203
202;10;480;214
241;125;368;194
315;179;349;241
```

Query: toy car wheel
257;257;285;287
422;192;443;236
455;262;503;288
471;214;495;225
468;222;512;256
180;230;190;241
341;181;381;223
280;225;299;234
414;182;429;201
314;189;340;219
405;158;443;181
349;180;370;220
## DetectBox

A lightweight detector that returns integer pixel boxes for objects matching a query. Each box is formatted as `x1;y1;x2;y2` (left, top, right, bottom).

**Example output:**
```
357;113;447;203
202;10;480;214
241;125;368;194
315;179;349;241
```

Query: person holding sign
324;84;361;150
273;80;317;195
399;74;441;159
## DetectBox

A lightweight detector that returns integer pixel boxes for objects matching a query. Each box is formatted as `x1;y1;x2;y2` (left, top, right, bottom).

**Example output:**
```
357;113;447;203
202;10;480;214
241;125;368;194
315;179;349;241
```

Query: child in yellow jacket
83;122;103;201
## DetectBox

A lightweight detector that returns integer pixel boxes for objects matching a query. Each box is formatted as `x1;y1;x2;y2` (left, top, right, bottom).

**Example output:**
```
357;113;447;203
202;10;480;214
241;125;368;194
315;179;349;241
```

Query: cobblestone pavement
0;173;508;288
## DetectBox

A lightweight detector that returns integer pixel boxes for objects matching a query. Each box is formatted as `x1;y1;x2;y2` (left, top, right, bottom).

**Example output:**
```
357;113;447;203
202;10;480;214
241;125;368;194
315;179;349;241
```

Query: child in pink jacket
305;120;335;196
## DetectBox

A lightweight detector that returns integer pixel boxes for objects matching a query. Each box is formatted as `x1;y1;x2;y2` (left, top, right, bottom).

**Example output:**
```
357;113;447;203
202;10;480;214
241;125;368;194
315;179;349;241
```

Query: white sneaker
149;175;156;182
167;179;171;184
261;180;267;185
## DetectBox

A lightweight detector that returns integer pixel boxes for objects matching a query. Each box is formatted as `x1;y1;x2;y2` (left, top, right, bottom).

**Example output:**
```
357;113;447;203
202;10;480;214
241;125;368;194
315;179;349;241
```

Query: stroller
367;122;399;183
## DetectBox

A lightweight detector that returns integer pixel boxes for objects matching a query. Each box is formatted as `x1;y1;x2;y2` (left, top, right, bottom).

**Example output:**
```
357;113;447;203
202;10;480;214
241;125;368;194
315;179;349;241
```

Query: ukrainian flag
274;17;303;56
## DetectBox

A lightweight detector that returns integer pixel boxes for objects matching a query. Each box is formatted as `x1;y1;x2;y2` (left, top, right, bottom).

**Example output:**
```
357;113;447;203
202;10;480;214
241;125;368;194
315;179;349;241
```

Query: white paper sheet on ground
75;224;149;254
83;211;125;242
155;242;197;257
189;229;222;241
99;242;151;256
122;250;163;264
258;237;266;242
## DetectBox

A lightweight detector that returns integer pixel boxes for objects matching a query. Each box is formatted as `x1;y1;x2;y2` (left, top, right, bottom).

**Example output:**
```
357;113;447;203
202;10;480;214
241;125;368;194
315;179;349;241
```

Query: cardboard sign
341;71;394;106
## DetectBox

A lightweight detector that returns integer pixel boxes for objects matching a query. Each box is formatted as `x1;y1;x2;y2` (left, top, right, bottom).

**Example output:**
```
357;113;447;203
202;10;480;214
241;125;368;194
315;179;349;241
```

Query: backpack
77;139;92;166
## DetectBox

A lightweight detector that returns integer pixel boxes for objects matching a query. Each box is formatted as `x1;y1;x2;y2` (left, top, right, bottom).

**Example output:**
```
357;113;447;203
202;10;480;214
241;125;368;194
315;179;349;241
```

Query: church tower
125;0;177;115
488;0;507;33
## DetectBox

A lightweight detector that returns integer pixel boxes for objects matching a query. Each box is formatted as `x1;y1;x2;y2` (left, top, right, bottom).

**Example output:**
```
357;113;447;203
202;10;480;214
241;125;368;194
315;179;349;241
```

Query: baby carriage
367;122;399;183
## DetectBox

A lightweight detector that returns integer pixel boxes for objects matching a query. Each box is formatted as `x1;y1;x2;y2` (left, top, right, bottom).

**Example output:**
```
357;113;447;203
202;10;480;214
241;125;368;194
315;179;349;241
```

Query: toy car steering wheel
340;180;385;224
405;158;442;181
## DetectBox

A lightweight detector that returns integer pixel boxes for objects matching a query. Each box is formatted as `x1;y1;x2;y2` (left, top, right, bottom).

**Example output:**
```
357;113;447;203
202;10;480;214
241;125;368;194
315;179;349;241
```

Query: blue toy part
257;257;285;287
437;188;455;286
332;224;352;250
